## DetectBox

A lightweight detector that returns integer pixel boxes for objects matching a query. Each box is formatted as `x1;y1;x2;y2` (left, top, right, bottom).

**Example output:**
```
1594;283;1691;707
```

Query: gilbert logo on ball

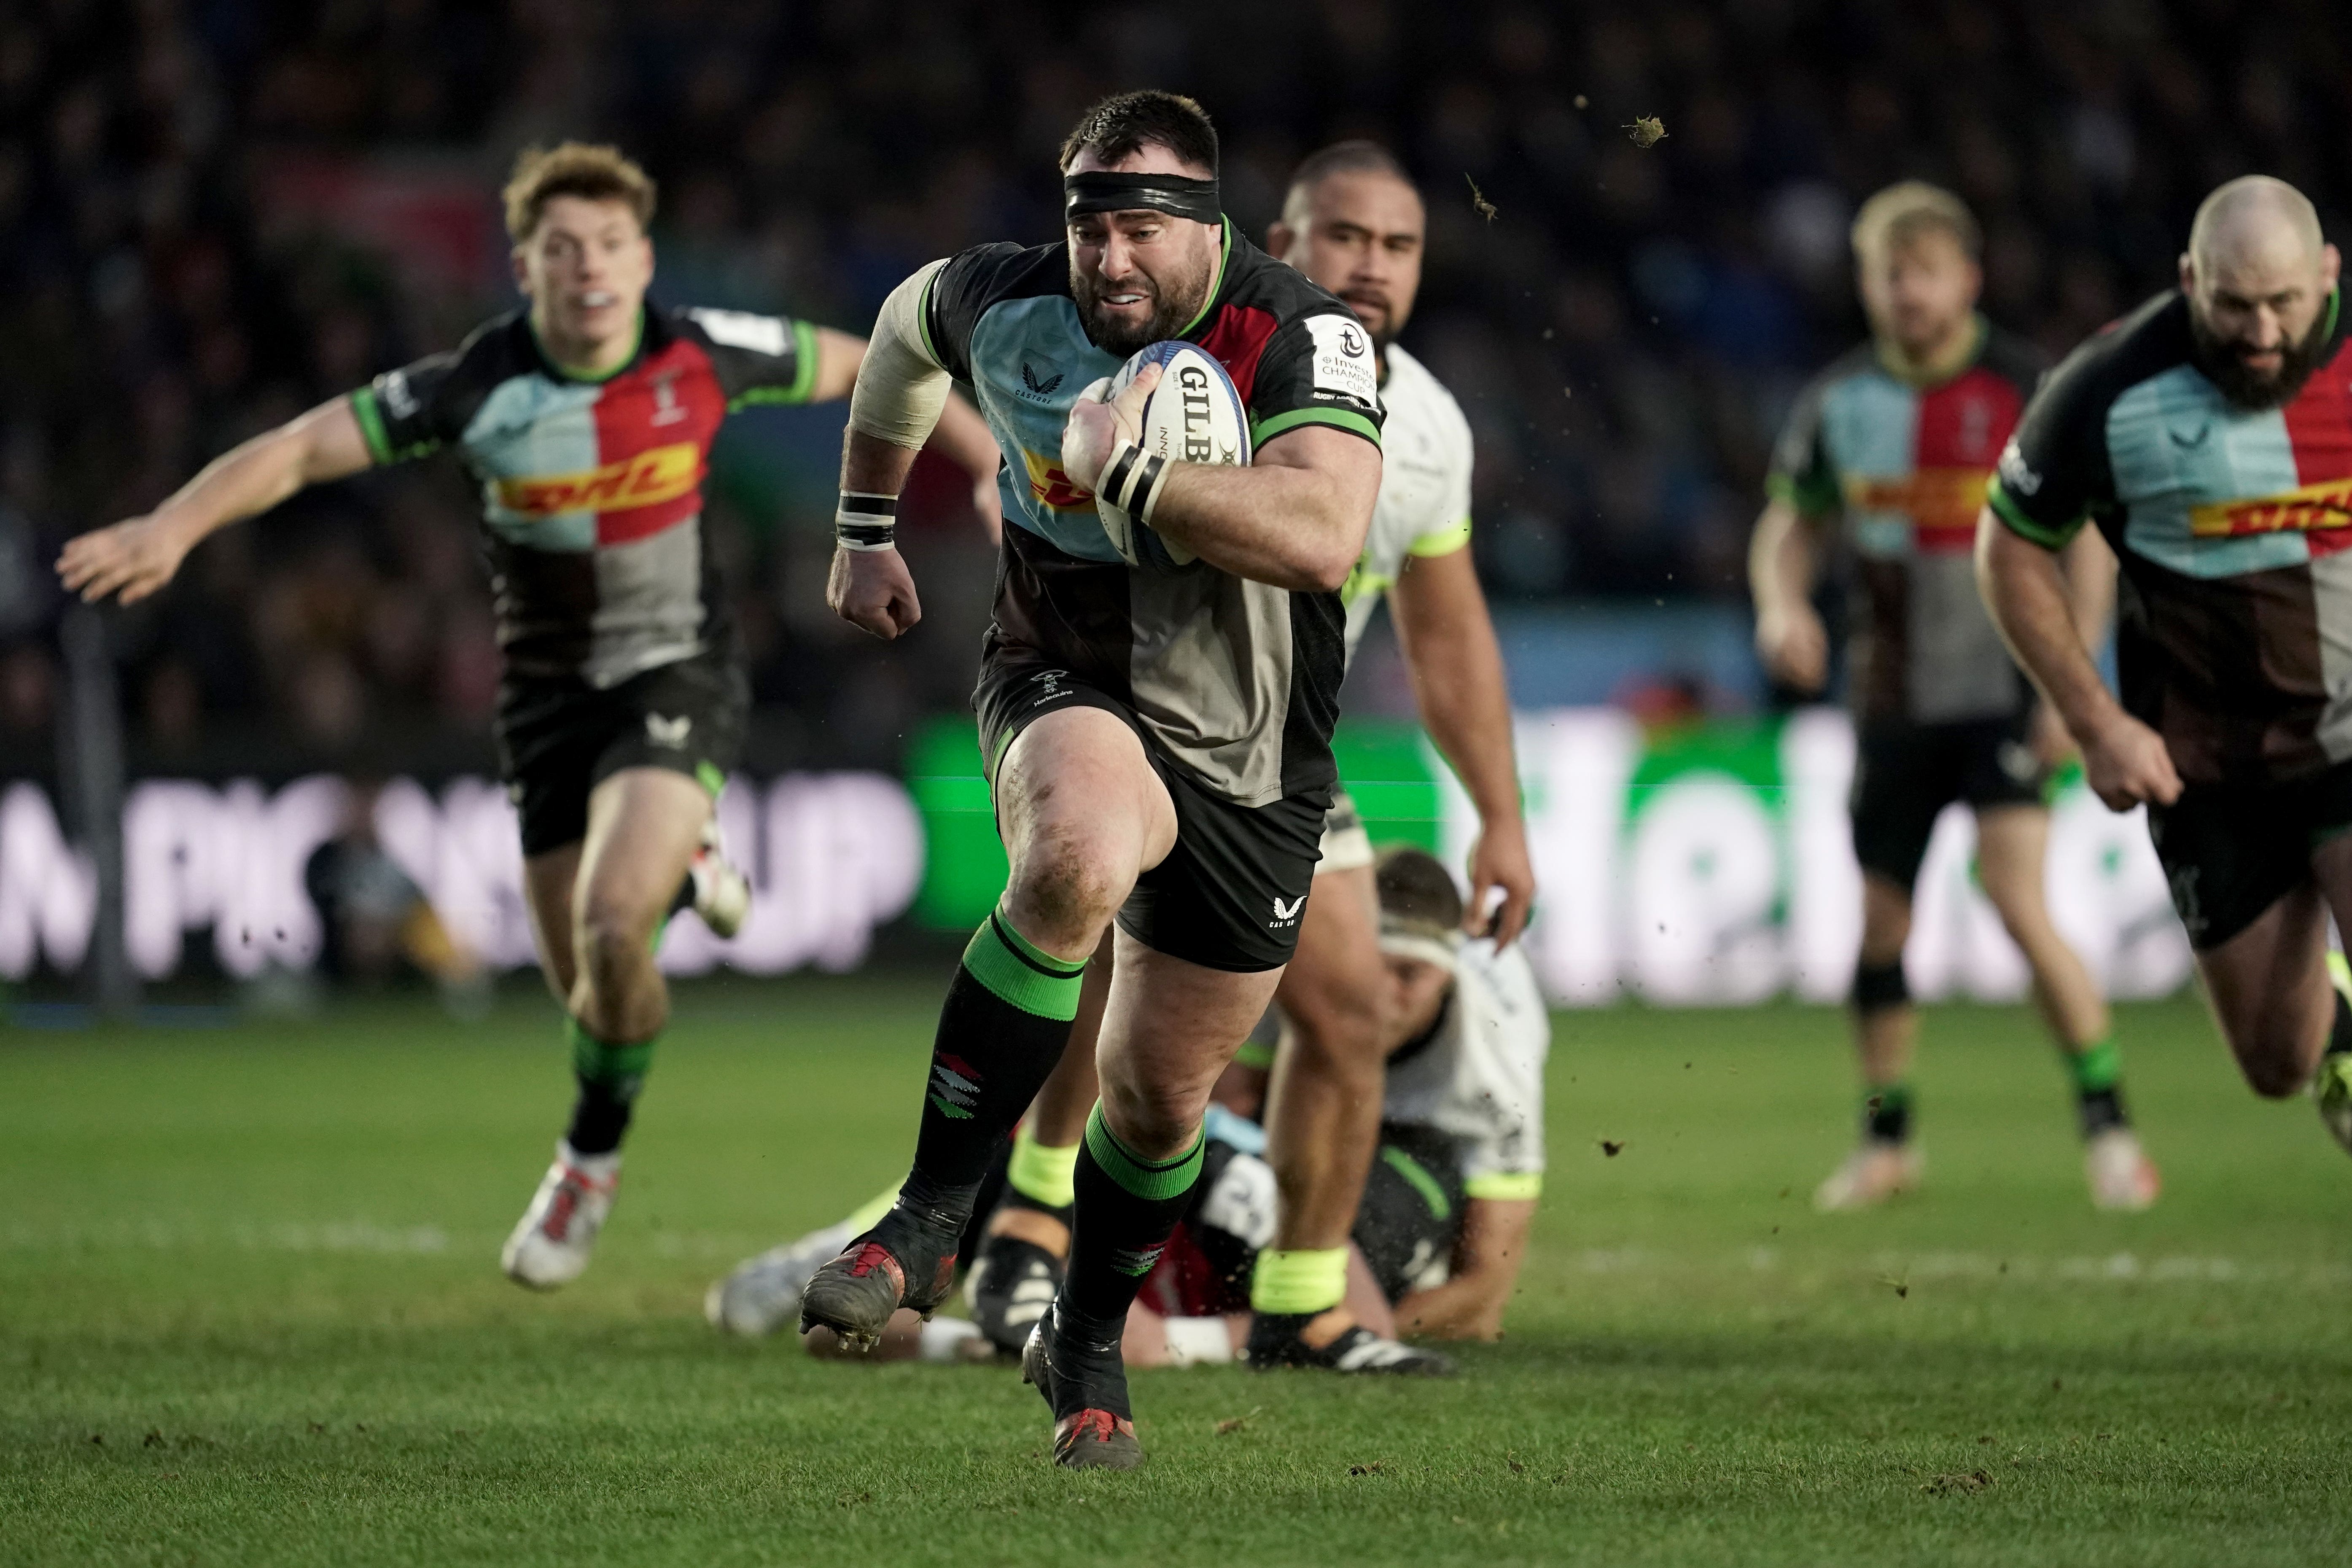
1090;340;1251;570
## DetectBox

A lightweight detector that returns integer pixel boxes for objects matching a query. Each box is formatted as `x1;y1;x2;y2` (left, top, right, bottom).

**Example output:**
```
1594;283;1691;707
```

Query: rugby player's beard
1071;253;1214;357
2190;307;2334;411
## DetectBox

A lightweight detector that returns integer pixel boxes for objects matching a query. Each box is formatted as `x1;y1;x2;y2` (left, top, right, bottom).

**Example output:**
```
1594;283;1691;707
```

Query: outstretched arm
1391;546;1532;946
1392;1196;1537;1341
1975;510;2179;811
58;396;373;604
1061;363;1379;592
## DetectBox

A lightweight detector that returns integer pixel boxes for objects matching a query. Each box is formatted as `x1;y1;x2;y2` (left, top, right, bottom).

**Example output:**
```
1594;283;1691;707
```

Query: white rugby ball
1091;339;1251;570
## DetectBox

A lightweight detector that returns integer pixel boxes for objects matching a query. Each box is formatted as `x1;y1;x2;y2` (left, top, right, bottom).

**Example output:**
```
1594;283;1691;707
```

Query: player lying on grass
55;142;1004;1292
810;90;1385;1468
1751;181;2159;1213
710;847;1549;1367
951;139;1532;1384
1980;174;2352;1156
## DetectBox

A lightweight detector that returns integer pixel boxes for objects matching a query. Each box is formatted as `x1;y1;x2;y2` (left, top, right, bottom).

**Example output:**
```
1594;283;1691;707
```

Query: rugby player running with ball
807;91;1383;1469
941;141;1531;1378
55;143;1005;1290
1981;175;2352;1151
1752;182;2159;1212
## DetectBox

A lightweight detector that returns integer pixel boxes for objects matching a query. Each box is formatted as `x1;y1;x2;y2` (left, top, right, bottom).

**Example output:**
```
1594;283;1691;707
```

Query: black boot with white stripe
1245;1312;1457;1376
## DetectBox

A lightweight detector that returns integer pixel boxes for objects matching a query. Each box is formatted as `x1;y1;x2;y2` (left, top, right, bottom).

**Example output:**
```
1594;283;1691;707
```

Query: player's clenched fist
1754;600;1829;694
828;544;923;640
56;512;199;605
1059;360;1159;492
2077;708;2182;812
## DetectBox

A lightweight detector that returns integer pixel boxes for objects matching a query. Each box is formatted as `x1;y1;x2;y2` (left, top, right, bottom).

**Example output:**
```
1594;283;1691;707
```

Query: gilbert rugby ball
1089;339;1251;570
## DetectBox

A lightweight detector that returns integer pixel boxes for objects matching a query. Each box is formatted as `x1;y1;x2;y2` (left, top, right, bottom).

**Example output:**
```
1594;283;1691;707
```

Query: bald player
1980;175;2352;1147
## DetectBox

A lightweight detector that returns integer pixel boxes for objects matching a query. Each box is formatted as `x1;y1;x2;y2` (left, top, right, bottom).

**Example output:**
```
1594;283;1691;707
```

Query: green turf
8;979;2352;1566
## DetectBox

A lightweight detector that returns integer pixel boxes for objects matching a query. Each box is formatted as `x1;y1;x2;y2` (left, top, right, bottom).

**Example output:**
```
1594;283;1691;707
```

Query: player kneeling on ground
712;847;1549;1367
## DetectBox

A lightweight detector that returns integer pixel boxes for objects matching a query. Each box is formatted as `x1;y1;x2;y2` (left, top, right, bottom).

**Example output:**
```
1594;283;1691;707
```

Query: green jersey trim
1764;469;1840;517
1410;515;1473;557
527;309;646;384
1175;218;1235;341
1252;406;1381;448
1464;1171;1543;1201
1987;477;2083;550
347;387;437;467
727;319;823;410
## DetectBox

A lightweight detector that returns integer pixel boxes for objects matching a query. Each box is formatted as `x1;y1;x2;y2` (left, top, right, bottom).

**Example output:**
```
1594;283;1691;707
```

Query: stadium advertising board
0;709;2189;1003
910;707;2193;1007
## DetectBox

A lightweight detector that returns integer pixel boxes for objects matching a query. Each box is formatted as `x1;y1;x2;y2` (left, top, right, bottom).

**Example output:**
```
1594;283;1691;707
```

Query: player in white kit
720;142;1535;1375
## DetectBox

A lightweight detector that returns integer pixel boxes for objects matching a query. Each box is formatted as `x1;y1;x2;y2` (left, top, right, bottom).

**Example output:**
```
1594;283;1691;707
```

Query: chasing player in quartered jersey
1751;181;2158;1215
57;143;1006;1291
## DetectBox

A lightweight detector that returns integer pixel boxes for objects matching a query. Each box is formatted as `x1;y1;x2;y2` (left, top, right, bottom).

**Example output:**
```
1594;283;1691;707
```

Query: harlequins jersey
352;304;819;687
1991;289;2352;785
1770;320;2044;723
919;220;1383;808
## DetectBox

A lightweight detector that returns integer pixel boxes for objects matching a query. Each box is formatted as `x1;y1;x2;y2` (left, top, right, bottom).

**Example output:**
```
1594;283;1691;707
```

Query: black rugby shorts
494;652;747;857
1849;711;2048;889
2147;761;2352;951
973;646;1326;973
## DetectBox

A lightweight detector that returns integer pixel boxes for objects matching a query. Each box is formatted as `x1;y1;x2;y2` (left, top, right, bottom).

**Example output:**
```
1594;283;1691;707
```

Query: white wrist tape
835;491;897;552
1094;438;1173;527
847;259;952;450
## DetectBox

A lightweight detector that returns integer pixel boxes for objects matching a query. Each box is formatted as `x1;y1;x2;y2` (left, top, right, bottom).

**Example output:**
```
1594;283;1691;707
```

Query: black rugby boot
1022;1300;1143;1470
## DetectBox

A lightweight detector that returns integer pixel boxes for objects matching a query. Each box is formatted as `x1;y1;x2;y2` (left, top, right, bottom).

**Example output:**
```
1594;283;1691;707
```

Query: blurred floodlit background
0;1;2344;1010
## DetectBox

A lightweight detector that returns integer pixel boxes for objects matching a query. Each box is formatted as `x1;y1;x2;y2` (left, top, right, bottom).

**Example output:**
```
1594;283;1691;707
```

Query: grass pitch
7;976;2351;1566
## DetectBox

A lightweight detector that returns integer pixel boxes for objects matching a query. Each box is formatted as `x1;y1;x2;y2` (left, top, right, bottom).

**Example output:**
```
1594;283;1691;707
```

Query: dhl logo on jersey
493;443;701;517
2189;476;2352;538
1020;449;1095;512
1843;468;1993;531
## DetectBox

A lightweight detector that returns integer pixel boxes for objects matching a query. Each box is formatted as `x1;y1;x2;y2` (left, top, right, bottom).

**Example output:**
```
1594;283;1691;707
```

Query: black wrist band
836;491;898;552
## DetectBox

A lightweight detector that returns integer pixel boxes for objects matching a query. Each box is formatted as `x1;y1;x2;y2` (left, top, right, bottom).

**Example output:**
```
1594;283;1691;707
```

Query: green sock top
2069;1037;2122;1095
961;910;1087;1021
569;1018;657;1095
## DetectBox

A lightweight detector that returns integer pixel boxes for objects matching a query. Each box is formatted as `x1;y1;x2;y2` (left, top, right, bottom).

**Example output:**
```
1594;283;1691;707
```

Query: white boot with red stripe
501;1142;620;1289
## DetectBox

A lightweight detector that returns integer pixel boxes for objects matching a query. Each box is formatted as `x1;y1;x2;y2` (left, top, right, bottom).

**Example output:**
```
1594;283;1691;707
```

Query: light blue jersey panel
1819;371;1918;559
460;375;603;552
2107;365;2307;578
968;295;1124;563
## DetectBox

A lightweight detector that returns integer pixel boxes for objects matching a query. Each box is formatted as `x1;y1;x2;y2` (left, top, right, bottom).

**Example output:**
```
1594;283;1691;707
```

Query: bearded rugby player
1981;175;2352;1151
936;142;1531;1379
805;91;1383;1469
56;143;1004;1290
1752;183;2159;1213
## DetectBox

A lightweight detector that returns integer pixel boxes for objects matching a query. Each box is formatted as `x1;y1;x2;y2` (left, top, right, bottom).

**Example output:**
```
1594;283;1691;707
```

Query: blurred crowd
0;0;2346;773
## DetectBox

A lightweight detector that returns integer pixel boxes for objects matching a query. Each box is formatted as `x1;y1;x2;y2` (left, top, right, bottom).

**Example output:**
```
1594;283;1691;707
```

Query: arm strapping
847;260;953;450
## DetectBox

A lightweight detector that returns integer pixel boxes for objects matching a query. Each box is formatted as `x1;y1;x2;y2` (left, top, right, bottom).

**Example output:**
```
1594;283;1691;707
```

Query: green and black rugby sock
566;1018;656;1157
2066;1035;2132;1138
1863;1083;1913;1145
873;909;1087;1262
1060;1102;1205;1333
